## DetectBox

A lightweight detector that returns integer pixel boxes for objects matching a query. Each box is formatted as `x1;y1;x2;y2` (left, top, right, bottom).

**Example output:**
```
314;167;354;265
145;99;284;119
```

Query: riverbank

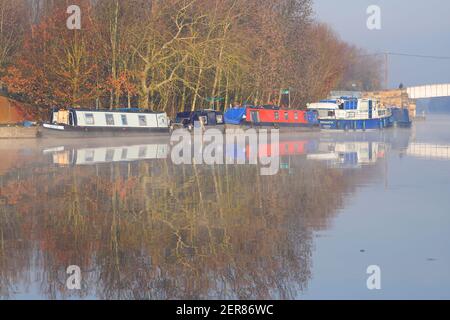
0;95;45;139
0;126;40;139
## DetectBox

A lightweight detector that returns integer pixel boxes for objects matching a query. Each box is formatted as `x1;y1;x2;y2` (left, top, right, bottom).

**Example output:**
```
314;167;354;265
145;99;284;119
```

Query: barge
307;97;392;131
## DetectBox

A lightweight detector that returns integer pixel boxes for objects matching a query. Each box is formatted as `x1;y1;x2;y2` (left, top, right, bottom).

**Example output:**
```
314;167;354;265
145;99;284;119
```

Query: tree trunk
192;63;204;111
139;88;149;109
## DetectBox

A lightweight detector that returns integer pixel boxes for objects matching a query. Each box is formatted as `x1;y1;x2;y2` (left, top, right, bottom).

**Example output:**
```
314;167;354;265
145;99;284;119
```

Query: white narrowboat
41;108;170;138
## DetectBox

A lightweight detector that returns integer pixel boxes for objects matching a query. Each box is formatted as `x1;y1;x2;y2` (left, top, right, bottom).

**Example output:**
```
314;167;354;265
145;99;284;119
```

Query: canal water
0;115;449;300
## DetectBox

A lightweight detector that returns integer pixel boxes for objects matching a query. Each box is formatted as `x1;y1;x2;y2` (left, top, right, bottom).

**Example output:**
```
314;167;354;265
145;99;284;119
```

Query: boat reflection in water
46;143;170;166
45;136;397;170
0;129;411;300
307;141;387;169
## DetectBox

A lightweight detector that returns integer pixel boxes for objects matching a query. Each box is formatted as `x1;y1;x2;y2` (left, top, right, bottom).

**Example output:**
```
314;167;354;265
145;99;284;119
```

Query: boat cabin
245;107;318;127
307;97;392;130
174;110;224;129
47;108;170;132
307;98;389;121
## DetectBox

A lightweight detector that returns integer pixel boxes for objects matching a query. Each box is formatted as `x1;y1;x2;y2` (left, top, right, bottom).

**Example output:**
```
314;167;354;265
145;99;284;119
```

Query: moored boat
307;97;392;131
224;105;319;130
41;108;170;138
172;109;224;131
390;107;412;128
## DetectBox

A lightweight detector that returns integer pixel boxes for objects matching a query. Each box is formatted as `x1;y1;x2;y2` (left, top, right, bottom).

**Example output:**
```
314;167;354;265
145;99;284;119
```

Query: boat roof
54;108;165;114
248;105;280;110
177;110;223;116
307;102;339;110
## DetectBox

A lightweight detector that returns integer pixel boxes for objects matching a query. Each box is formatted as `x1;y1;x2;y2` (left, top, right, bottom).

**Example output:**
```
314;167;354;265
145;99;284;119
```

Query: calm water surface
0;115;449;300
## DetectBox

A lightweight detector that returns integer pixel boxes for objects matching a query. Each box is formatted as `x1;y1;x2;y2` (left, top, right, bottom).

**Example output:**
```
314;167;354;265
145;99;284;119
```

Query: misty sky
313;0;450;89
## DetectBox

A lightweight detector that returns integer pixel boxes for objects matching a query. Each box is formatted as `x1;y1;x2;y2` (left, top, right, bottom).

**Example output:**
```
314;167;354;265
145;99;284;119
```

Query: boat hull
319;117;393;131
40;124;170;139
225;123;319;132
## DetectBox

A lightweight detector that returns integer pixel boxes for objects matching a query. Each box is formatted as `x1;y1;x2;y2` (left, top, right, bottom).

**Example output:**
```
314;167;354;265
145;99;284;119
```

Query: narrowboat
225;105;319;129
307;97;392;131
246;106;319;129
173;110;224;131
41;108;170;138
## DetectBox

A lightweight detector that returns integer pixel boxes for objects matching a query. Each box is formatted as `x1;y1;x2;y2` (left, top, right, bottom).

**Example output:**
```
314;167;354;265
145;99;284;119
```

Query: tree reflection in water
0;155;380;299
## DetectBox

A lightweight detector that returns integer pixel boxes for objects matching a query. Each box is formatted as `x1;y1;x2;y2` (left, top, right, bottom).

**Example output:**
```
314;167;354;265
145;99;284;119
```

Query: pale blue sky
313;0;450;88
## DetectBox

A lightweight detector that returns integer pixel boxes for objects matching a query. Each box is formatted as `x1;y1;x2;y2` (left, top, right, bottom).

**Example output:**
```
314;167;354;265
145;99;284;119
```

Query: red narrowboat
246;107;319;128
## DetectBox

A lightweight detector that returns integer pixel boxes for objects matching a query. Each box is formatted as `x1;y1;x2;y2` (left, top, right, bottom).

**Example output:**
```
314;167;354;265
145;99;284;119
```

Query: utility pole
385;52;389;90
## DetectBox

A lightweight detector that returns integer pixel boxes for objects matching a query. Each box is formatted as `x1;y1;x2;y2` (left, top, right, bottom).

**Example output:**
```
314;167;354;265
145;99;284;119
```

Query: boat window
105;150;115;161
105;114;115;126
139;146;147;158
84;113;95;125
85;150;95;162
328;111;335;117
193;114;199;121
121;149;128;160
294;112;298;121
274;112;279;120
250;111;260;123
139;115;147;126
157;114;167;127
121;115;128;126
199;116;208;125
284;112;289;120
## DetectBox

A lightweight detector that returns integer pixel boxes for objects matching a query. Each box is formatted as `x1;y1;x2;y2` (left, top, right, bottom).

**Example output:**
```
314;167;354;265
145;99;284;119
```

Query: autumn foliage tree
0;0;382;112
0;1;29;78
3;1;101;107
